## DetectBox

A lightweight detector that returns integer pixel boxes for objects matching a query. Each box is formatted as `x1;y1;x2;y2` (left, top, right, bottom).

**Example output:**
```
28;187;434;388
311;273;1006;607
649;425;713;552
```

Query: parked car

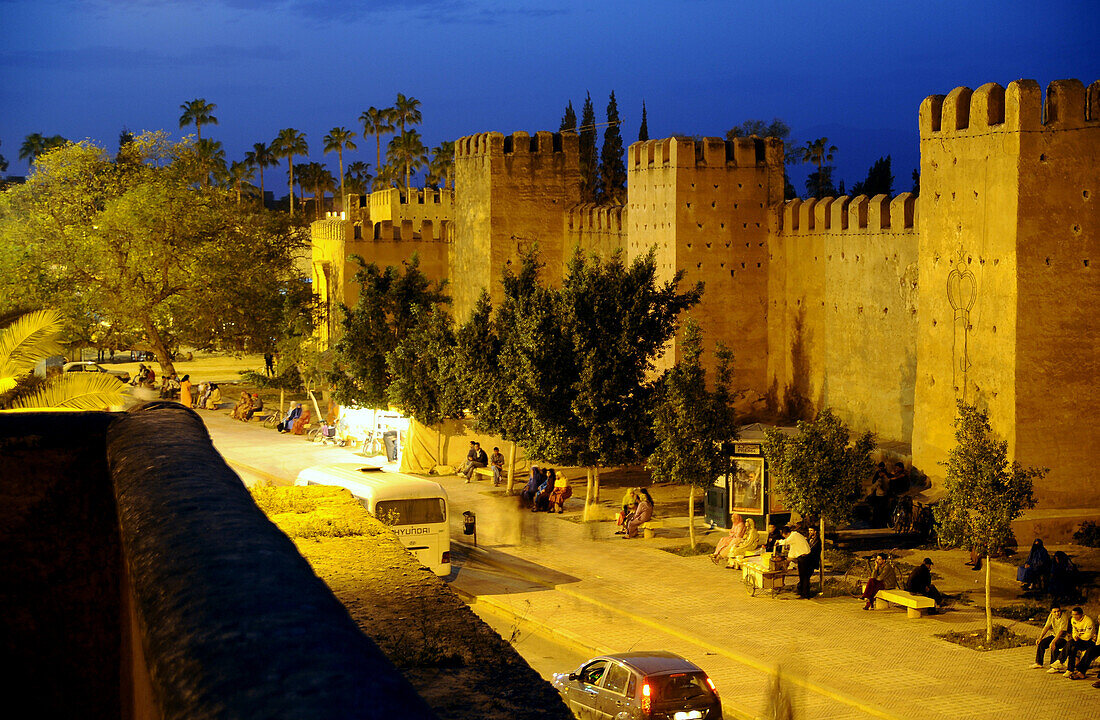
63;361;130;384
552;651;721;720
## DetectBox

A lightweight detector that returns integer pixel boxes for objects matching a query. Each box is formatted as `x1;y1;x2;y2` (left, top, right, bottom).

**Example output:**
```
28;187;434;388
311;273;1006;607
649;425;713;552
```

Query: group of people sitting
1016;539;1082;601
711;514;783;568
195;382;221;410
711;518;821;598
1031;603;1099;684
276;402;310;434
131;363;157;388
229;391;264;421
521;465;573;513
614;488;655;539
859;555;943;611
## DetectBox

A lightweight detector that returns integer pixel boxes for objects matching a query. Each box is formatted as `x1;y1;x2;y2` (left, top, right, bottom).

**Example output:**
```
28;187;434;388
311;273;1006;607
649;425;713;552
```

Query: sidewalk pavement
201;412;1098;720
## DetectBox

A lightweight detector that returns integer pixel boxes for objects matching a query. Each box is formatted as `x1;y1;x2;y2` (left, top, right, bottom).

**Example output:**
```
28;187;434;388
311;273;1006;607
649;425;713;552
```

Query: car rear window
373;498;446;525
650;672;712;702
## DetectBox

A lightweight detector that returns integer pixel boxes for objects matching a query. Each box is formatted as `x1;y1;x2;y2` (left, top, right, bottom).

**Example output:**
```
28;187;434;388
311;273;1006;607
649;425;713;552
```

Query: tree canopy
850;155;894;197
578;93;598;203
597;91;626;204
0;133;305;376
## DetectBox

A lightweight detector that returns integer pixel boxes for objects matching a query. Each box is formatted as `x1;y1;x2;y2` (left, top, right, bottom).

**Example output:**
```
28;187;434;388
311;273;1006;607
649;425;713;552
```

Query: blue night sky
1;0;1097;195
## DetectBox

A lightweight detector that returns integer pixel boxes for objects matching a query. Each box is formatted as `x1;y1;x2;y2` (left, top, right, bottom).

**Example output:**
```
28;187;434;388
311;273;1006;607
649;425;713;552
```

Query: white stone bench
876;589;936;618
639;519;664;539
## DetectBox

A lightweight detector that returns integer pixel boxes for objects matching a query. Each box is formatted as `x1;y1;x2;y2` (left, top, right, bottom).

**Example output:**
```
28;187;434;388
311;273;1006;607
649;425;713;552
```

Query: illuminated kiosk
705;423;794;531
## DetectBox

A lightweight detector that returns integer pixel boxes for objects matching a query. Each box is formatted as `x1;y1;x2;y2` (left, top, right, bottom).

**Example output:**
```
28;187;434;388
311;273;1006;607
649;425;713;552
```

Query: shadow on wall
784;304;815;422
900;346;917;444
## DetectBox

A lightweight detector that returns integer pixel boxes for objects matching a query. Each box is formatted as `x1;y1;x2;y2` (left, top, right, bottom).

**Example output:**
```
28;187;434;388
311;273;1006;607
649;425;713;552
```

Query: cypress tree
598;91;626;204
560;101;577;133
638;101;649;141
578;92;598;203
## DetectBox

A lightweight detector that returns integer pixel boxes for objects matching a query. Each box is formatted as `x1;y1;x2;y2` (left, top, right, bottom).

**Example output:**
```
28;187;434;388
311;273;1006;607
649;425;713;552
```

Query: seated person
489;447;506;487
624;489;655;539
245;393;263;420
291;406;311;435
1049;551;1080;603
1017;539;1050;592
763;523;782;553
459;441;478;478
533;468;555;512
463;442;489;483
724;518;761;568
547;472;572;513
204;383;221;410
906;557;943;608
231;392;253;420
860;553;898;610
276;402;302;433
520;466;544;506
712;513;746;563
1062;606;1097;680
616;488;640;534
1035;603;1070;671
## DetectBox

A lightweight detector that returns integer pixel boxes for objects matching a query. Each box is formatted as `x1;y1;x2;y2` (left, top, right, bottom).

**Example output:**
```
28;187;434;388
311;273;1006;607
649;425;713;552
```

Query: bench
875;589;936;618
639;519;664;539
473;467;495;481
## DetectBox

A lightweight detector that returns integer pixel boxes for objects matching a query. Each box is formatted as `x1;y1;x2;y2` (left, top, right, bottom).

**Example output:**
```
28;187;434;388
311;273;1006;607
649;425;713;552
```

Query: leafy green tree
271;128;307;216
178;98;218;142
638;101;649;141
473;249;701;517
798;138;838;199
804;166;837;199
331;254;450;410
936;401;1043;642
560;101;577;133
387;305;464;427
428;141;455;189
0;134;304;377
324;126;358;211
359;106;395;180
911;168;920;197
763;409;875;592
245;141;277;204
850;155;894;197
648;319;737;548
725;118;790;142
579;92;598;202
597;91;626;204
387;130;428;192
0;308;127;410
345;160;372;196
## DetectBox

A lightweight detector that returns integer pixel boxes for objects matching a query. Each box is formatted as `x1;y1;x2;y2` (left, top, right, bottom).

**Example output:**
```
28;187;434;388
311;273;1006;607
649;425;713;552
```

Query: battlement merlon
627;136;784;170
781;193;917;235
566;203;624;232
920;78;1100;136
455;130;578;159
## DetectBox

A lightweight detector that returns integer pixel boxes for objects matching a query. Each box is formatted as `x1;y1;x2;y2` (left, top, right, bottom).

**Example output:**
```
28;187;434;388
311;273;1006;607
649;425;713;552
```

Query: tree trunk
583;466;595;522
140;315;176;378
279;388;285;415
593;466;601;503
338;149;345;214
819;517;826;594
985;554;992;643
506;442;517;495
288;159;295;216
688;486;696;550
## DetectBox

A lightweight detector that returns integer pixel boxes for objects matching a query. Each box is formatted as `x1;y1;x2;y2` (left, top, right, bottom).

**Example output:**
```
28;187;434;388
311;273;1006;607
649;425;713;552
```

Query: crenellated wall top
455;130;578;158
920;78;1100;136
780;193;918;235
566;202;625;231
627;136;784;170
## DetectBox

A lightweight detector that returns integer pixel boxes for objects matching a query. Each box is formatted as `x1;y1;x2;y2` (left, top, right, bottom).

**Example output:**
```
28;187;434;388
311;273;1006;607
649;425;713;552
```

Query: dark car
552;651;721;720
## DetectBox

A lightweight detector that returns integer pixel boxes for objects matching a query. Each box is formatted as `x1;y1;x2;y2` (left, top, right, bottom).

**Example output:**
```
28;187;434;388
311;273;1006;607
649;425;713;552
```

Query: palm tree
19;133;67;166
0;309;125;410
323;126;358;212
244;141;277;205
387;130;427;193
428;141;456;189
359;106;395;180
374;163;399;191
179;98;218;142
228;161;255;204
271;128;308;216
345;161;372;197
193;138;226;187
799;137;838;199
392;94;423;189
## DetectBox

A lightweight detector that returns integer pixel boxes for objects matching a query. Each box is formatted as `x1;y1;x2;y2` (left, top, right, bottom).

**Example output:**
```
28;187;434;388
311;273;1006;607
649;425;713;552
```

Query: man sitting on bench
906;557;943;609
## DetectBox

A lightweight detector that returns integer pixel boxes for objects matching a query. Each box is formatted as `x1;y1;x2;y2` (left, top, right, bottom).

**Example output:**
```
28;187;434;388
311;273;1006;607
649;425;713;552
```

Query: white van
295;464;451;576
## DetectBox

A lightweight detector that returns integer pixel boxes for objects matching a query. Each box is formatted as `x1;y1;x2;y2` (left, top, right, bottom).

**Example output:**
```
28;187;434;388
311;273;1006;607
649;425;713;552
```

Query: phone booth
705;424;792;530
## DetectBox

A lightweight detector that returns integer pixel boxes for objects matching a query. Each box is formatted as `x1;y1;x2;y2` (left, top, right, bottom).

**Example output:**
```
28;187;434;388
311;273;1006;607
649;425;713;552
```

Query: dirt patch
661;542;716;557
253;484;572;720
937;624;1032;651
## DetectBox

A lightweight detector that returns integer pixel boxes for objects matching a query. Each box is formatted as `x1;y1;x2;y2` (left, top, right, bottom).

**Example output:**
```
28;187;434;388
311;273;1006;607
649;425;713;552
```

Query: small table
741;557;789;597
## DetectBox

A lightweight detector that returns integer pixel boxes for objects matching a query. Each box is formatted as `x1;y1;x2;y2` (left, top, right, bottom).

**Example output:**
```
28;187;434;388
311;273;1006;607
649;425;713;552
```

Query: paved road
201;411;1099;720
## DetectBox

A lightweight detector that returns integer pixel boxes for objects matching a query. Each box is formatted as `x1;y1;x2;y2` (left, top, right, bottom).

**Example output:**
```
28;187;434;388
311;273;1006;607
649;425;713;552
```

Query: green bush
249;481;318;515
290;517;364;539
1073;521;1100;548
993;602;1048;624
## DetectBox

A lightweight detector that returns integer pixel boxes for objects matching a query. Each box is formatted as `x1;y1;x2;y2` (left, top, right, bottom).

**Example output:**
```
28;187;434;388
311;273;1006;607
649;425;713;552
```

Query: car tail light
441;551;450;564
641;681;652;716
706;676;718;694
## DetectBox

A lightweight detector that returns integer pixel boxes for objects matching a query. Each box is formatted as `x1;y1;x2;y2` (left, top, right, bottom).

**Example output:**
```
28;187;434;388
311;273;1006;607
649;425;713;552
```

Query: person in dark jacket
1017;538;1050;591
906;557;943;607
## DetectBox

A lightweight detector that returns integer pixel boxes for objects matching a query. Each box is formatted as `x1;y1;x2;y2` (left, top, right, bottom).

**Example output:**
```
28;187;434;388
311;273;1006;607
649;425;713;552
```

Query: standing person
777;526;813;598
860;553;898;610
264;352;275;377
865;468;889;528
887;461;910;497
489;446;506;487
179;375;193;408
1035;604;1071;671
1063;607;1097;680
463;442;489;483
906;557;943;608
